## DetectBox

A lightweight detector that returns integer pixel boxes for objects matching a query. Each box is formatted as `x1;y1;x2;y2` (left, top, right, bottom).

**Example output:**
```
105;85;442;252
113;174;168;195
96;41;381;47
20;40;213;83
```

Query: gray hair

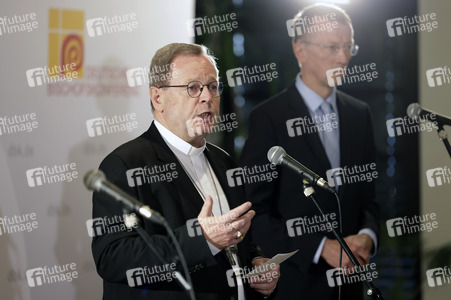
291;3;353;44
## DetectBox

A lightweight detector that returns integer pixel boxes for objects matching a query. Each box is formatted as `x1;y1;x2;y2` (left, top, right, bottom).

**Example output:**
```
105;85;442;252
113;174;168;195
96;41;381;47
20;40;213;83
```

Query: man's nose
199;86;212;103
336;47;351;65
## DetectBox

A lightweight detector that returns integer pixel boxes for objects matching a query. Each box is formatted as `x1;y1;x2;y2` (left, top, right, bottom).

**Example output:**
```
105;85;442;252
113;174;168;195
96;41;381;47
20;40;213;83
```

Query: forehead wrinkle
307;22;353;44
180;72;218;85
173;60;217;84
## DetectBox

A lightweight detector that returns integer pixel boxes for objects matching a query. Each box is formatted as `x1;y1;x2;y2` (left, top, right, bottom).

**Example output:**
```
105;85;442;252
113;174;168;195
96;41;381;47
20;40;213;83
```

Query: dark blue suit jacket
239;82;380;300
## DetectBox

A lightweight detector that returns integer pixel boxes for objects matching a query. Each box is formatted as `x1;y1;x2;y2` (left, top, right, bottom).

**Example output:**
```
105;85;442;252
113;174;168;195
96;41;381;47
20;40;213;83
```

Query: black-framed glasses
158;80;223;98
302;41;359;57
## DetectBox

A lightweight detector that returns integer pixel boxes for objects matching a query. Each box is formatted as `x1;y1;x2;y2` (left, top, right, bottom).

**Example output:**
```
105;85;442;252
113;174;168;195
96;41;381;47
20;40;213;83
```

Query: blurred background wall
0;1;194;299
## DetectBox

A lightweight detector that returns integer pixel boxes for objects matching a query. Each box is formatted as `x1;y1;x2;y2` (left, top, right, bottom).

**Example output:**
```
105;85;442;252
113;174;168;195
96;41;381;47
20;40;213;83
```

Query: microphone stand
123;210;196;300
436;122;451;159
302;182;384;300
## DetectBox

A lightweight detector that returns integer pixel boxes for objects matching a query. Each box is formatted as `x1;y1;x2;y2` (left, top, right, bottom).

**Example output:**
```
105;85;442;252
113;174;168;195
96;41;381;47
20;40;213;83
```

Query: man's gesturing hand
197;195;255;249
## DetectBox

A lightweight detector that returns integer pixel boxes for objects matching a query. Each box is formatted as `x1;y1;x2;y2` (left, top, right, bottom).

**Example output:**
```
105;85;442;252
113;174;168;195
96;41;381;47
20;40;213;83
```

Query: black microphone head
267;146;286;165
84;169;105;192
407;103;421;120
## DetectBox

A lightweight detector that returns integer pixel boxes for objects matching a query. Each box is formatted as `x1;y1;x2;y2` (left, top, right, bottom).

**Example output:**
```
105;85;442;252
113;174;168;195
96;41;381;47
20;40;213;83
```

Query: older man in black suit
91;43;279;300
240;3;380;300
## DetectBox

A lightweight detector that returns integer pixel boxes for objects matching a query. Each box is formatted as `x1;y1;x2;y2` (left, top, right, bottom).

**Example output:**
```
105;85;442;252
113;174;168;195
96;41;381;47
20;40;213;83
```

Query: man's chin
196;124;215;135
188;124;215;138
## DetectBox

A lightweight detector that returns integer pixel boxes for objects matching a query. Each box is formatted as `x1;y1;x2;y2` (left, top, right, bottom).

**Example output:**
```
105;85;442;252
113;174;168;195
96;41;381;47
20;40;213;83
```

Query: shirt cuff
358;228;378;257
313;236;327;264
207;240;222;256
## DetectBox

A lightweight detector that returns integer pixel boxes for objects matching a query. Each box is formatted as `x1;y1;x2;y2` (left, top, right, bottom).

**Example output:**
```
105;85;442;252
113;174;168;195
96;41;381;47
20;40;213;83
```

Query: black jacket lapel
286;83;332;172
143;123;205;215
336;91;354;196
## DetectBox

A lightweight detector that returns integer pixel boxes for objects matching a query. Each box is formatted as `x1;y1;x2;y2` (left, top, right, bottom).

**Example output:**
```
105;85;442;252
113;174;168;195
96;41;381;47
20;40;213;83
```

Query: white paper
244;250;299;278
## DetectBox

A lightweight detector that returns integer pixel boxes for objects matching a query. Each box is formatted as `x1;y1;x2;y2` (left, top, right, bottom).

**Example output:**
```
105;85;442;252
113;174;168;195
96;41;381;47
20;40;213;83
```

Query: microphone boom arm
436;123;451;159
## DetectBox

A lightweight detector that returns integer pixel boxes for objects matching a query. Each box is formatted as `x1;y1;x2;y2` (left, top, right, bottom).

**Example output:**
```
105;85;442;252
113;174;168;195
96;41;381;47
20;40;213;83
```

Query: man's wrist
358;228;377;256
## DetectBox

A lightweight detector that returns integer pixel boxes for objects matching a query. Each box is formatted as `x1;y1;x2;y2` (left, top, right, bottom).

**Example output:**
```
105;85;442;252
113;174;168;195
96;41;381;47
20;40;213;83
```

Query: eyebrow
185;77;218;83
315;41;353;47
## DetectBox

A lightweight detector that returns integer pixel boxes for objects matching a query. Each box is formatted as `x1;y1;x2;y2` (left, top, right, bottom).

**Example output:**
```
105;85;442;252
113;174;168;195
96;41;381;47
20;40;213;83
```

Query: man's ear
150;86;164;112
293;41;306;66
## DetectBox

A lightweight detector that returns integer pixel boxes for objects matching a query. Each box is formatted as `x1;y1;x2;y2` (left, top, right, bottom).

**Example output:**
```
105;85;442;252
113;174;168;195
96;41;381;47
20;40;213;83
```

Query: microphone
267;146;335;194
84;169;163;224
407;103;451;126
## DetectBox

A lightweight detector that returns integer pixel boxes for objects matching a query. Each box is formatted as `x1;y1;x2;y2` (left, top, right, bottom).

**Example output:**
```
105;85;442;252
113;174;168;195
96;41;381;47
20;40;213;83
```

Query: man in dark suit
240;4;380;299
91;43;279;300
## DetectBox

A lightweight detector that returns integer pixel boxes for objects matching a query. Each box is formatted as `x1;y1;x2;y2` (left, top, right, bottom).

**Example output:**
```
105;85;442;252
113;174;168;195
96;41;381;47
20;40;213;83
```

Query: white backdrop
0;1;194;299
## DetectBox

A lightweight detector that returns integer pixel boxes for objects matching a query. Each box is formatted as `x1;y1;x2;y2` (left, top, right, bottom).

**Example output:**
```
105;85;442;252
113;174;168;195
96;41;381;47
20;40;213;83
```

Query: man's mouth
199;112;211;119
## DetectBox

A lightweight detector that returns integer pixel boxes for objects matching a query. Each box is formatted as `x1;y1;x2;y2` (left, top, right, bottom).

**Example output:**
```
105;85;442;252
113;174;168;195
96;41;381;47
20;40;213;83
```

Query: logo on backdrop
48;8;84;81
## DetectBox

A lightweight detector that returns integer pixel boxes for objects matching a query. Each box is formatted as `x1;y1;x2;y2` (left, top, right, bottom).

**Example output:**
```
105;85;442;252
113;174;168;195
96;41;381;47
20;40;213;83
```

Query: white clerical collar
154;120;206;156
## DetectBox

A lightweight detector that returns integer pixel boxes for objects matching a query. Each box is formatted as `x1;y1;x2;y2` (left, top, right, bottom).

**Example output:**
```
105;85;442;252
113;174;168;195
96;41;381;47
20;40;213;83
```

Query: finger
232;224;250;241
231;210;256;230
345;258;364;273
242;209;256;220
357;255;369;266
226;201;252;221
346;251;366;267
252;287;272;295
251;285;274;293
250;281;275;291
358;253;370;265
249;277;272;286
340;257;352;270
198;194;214;218
249;269;279;284
252;258;270;267
349;244;370;265
239;219;252;237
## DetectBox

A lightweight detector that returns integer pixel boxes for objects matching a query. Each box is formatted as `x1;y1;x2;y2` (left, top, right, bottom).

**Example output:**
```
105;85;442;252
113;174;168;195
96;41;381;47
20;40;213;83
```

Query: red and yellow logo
48;8;84;78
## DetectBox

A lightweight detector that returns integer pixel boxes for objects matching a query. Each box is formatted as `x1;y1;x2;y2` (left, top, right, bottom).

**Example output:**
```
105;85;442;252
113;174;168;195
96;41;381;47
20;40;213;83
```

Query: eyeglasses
158;80;223;98
302;41;359;57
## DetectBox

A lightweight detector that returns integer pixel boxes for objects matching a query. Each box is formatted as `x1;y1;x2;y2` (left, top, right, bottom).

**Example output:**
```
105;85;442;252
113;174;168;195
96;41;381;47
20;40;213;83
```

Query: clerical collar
154;120;206;156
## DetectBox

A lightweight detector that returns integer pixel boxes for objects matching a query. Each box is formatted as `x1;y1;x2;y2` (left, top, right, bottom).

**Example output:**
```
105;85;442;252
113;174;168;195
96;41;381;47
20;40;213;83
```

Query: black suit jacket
91;122;266;300
239;82;380;300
